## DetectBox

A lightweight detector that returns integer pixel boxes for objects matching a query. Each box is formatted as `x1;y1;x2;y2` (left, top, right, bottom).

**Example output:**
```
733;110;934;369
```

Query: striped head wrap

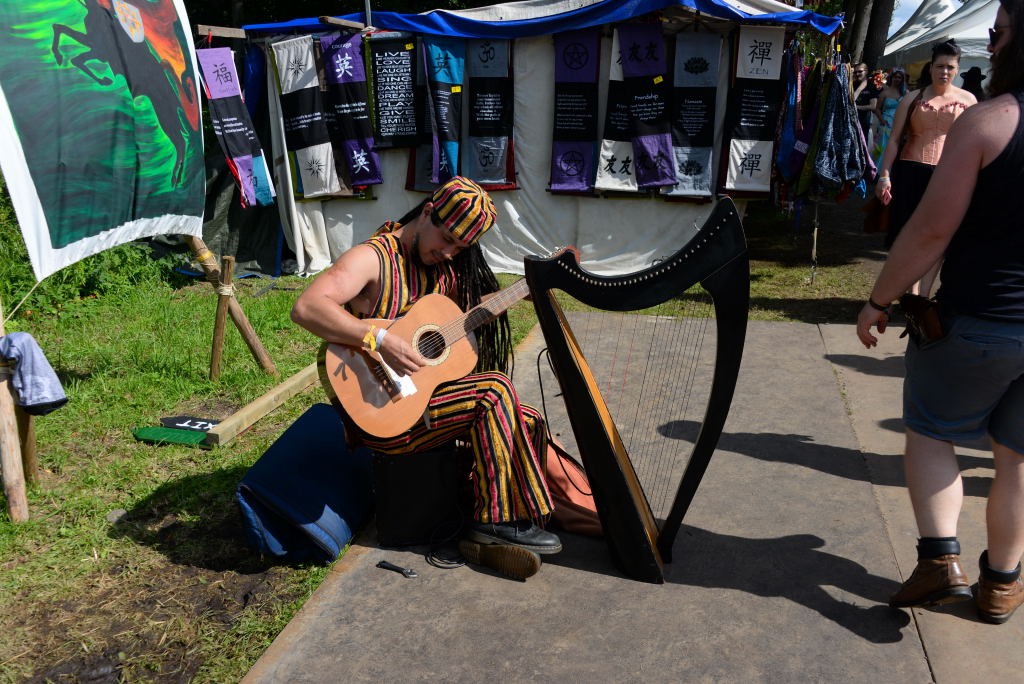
430;176;496;245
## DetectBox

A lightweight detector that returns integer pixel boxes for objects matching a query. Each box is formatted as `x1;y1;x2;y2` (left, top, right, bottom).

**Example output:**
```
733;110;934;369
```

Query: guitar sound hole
417;330;446;360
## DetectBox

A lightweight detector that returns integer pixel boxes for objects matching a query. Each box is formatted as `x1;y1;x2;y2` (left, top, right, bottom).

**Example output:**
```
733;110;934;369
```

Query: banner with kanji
595;24;674;192
197;47;275;207
0;0;204;281
409;36;465;191
724;25;785;192
320;32;382;187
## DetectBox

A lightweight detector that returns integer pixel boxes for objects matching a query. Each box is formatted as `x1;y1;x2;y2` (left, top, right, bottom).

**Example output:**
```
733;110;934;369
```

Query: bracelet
374;327;388;349
362;325;378;351
877;176;890;183
868;297;891;312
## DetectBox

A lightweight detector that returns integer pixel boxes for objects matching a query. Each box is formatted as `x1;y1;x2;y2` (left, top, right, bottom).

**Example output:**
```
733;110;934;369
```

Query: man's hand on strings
376;332;425;377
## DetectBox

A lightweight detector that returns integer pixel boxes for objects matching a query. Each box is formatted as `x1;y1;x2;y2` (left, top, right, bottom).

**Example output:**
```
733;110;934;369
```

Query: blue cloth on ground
0;332;68;416
236;403;375;563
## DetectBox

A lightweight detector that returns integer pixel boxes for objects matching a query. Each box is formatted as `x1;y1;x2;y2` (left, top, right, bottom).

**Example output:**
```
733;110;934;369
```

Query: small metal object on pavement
376;560;418;578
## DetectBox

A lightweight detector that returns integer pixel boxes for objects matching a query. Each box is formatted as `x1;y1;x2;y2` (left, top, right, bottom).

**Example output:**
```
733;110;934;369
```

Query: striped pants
359;371;552;524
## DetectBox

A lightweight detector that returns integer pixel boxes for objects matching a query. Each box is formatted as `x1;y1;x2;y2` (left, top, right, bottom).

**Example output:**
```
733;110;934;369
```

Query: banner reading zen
723;26;786;193
0;0;204;280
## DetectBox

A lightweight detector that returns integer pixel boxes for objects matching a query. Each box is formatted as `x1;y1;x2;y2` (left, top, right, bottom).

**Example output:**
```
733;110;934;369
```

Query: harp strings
571;288;715;520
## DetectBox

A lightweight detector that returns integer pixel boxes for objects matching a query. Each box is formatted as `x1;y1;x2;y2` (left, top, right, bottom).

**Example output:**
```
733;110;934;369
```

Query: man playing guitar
291;177;561;579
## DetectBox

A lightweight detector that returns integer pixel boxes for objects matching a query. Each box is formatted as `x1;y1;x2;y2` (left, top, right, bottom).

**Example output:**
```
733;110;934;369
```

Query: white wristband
374;327;388;348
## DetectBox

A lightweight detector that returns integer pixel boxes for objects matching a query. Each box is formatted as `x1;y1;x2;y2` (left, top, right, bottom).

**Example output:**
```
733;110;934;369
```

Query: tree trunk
863;0;897;70
844;0;874;64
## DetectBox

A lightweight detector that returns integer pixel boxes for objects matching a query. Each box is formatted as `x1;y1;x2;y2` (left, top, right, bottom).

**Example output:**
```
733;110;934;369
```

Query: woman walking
874;40;977;296
857;0;1024;625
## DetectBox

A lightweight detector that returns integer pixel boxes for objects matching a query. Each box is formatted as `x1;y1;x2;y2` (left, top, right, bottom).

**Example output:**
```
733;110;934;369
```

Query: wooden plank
196;24;247;39
319;16;365;30
204;362;320;447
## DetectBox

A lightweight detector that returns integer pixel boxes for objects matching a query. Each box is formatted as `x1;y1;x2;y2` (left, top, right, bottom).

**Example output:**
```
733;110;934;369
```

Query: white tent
879;0;997;73
883;0;959;57
246;0;841;276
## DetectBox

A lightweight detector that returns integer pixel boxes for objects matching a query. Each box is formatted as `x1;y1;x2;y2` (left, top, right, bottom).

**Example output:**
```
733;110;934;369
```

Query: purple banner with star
320;32;382;186
550;28;601;193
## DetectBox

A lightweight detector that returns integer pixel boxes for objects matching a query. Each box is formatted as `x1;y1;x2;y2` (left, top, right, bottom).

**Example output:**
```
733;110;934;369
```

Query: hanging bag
545;438;602;537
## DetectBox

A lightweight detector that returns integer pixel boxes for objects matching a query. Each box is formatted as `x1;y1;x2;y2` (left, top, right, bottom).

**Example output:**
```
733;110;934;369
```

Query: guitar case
372;442;468;547
236;403;375;563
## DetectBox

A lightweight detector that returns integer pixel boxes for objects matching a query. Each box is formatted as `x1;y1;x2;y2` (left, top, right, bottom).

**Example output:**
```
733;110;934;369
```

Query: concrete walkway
244;318;1023;683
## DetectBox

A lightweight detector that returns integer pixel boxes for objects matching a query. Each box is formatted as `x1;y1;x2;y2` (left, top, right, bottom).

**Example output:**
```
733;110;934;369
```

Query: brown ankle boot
976;554;1024;624
889;554;973;607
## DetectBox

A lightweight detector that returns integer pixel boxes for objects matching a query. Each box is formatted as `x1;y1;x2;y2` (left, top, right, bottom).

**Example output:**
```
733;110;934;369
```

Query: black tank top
938;89;1024;320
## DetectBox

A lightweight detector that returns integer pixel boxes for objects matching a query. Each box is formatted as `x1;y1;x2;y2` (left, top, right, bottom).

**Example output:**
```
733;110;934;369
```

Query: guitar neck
449;278;530;342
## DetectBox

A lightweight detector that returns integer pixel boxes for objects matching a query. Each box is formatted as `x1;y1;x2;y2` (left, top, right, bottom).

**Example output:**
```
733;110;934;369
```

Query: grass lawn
0;197;887;682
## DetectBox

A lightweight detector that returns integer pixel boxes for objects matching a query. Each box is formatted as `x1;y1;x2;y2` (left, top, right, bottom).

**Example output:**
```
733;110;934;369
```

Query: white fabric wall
276;31;740;277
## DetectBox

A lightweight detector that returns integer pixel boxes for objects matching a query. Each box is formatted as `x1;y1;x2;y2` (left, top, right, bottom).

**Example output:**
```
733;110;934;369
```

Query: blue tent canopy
243;0;843;38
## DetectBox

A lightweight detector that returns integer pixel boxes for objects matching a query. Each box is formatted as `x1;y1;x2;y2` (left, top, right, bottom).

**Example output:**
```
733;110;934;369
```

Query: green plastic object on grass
132;426;210;448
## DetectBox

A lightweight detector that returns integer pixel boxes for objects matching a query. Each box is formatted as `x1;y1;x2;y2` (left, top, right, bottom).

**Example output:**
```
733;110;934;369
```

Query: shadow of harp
524;197;749;583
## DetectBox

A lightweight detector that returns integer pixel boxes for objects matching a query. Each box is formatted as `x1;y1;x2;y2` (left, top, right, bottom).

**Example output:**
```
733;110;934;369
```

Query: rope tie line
216;284;235;297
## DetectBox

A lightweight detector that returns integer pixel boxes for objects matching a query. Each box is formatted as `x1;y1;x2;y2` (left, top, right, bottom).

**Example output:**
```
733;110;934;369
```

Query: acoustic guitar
318;278;531;438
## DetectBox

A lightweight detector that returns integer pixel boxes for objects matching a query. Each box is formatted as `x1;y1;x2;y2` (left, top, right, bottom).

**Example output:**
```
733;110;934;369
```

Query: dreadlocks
452;244;514;375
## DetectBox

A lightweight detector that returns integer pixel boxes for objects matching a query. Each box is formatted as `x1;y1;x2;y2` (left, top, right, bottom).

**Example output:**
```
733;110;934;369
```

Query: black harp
524;197;749;583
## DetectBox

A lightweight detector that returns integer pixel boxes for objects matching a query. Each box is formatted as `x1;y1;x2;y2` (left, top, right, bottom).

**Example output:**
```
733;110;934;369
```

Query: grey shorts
903;313;1024;453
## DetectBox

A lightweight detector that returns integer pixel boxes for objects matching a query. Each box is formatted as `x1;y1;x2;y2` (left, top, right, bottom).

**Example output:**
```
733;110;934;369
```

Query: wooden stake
210;256;236;381
15;407;37;486
0;302;29;522
184;236;278;377
203;362;319;447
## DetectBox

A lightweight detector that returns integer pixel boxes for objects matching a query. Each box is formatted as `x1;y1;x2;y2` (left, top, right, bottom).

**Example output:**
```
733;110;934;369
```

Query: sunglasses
989;24;1010;44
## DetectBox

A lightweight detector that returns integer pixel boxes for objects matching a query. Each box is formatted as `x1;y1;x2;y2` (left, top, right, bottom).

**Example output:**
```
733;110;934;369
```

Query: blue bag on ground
236;403;374;563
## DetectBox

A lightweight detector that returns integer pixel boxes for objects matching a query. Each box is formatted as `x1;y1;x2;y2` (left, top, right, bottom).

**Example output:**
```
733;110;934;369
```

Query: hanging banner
409;36;465;191
466;39;515;189
367;33;418;149
197;47;275;208
594;29;636;192
617;23;674;190
320;32;382;187
664;32;722;198
724;25;786;192
0;0;204;281
549;28;601;193
270;35;342;198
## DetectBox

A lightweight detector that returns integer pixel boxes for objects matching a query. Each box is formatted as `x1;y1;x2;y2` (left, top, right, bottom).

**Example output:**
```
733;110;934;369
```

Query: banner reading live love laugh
724;25;786;193
367;33;418;149
550;28;601;193
197;47;275;208
0;0;204;281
